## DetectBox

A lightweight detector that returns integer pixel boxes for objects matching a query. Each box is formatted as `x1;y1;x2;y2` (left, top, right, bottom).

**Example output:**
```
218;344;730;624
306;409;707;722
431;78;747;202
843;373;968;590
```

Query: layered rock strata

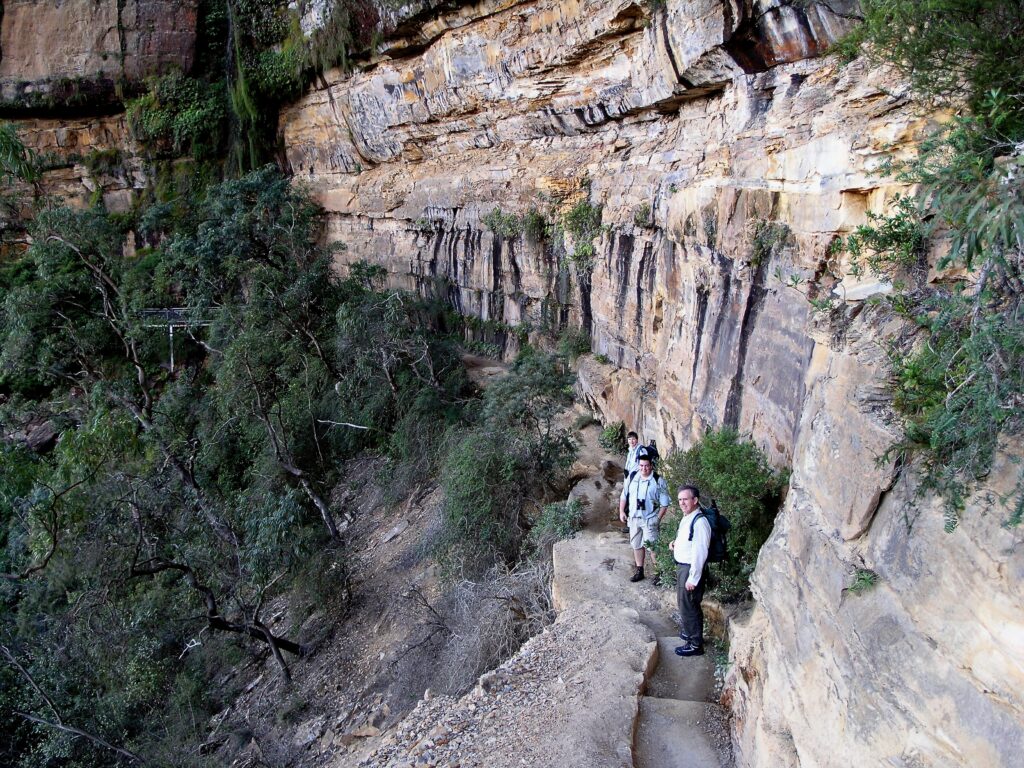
280;1;1024;766
281;0;905;466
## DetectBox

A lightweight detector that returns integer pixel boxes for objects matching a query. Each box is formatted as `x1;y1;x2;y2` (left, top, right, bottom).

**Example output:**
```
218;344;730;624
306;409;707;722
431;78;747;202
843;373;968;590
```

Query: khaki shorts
628;516;659;550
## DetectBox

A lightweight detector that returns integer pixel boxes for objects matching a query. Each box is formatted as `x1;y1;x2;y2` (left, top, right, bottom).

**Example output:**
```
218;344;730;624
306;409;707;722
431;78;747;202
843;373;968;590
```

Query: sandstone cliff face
0;0;197;111
281;0;895;466
280;1;1024;766
3;1;1021;765
0;1;192;237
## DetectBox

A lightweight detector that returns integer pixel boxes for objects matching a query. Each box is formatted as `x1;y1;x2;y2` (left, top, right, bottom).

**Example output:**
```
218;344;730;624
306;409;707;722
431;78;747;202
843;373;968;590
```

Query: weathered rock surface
6;0;1022;765
280;1;1024;767
281;0;917;467
0;0;197;111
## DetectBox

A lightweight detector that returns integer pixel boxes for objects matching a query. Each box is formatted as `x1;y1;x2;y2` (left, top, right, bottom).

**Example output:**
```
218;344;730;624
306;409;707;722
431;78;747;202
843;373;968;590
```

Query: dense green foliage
126;0;378;177
436;350;577;578
482;207;524;239
848;568;879;595
650;429;785;599
0;167;467;766
598;420;627;454
561;199;603;269
556;327;591;360
837;0;1024;118
527;498;585;556
836;1;1024;527
126;72;228;160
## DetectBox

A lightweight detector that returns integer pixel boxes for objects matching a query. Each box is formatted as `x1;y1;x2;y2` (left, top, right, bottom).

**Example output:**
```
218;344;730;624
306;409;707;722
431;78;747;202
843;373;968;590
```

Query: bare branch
0;643;63;724
15;710;148;764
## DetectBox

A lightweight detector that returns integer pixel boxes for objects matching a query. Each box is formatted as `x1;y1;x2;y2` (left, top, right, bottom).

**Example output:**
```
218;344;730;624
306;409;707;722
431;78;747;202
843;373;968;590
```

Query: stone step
645;636;718;703
634;697;729;768
637;610;678;638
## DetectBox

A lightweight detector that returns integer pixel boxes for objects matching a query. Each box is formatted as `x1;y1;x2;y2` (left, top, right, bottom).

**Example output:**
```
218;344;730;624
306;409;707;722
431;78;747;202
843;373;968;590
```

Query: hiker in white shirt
618;457;670;583
669;485;711;656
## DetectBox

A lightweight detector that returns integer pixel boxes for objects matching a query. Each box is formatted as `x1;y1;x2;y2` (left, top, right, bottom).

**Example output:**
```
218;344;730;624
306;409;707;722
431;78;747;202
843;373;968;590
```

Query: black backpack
636;440;660;465
688;499;730;563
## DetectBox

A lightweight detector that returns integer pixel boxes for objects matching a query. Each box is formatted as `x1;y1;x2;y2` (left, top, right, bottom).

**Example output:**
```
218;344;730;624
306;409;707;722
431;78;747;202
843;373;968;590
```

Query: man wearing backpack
669;485;711;656
618;456;670;582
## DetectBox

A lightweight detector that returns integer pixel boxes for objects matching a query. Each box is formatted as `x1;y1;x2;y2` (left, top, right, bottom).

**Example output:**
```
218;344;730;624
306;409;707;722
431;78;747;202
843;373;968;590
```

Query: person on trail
618;456;670;583
618;431;643;534
624;431;641;480
669;485;711;656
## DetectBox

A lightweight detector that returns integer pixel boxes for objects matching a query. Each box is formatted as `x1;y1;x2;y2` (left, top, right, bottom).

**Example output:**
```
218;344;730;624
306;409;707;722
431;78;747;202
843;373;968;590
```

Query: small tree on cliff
836;0;1024;527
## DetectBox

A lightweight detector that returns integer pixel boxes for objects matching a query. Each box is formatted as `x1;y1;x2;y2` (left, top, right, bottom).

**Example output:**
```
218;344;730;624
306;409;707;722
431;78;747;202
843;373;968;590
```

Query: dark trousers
676;563;706;647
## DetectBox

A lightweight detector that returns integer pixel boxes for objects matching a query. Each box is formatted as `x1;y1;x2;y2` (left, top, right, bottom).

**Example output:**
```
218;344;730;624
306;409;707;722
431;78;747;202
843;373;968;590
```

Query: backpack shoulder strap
688;510;711;541
627;470;638;483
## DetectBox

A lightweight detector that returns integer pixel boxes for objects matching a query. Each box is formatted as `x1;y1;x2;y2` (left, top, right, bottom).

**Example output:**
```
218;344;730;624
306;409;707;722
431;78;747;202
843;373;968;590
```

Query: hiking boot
651;573;662;587
674;642;704;657
619;526;630;534
629;566;645;582
678;631;690;643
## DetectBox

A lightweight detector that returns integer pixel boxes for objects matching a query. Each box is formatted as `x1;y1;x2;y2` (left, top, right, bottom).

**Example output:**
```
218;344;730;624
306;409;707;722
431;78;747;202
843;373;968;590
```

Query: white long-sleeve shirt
673;509;711;587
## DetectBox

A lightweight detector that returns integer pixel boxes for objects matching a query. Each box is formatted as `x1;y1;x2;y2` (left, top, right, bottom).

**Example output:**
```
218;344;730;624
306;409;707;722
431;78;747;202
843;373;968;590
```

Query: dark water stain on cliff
579;269;593;337
723;258;770;429
708;253;733;351
634;241;655;349
507;239;522;294
689;284;710;397
490;233;503;293
723;4;829;73
614;232;635;326
429;226;444;276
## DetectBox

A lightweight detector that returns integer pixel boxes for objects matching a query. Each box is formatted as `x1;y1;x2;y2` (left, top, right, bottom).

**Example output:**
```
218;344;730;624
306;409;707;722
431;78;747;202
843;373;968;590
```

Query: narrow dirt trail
562;427;733;768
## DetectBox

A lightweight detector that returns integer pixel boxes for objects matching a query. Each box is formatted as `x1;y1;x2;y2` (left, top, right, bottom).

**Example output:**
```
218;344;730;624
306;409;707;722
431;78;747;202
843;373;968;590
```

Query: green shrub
847;568;879;595
594;352;611;365
648;507;682;586
827;1;1024;528
557;326;591;359
749;219;790;266
657;428;786;600
436;350;578;578
527;497;586;555
82;148;123;176
573;412;600;430
562;199;603;270
480;349;577;474
837;0;1024;118
483;207;523;239
126;72;227;159
841;195;925;276
436;427;524;578
523;207;547;241
599;421;627;454
633;202;652;228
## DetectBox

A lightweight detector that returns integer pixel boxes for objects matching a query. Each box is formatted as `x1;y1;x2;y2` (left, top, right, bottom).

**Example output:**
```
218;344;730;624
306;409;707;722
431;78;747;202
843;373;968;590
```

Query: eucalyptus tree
0;164;467;765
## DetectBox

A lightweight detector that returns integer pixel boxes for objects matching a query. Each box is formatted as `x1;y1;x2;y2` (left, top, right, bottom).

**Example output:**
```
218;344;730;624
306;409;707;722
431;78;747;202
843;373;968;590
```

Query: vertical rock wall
281;1;1024;766
0;0;197;110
